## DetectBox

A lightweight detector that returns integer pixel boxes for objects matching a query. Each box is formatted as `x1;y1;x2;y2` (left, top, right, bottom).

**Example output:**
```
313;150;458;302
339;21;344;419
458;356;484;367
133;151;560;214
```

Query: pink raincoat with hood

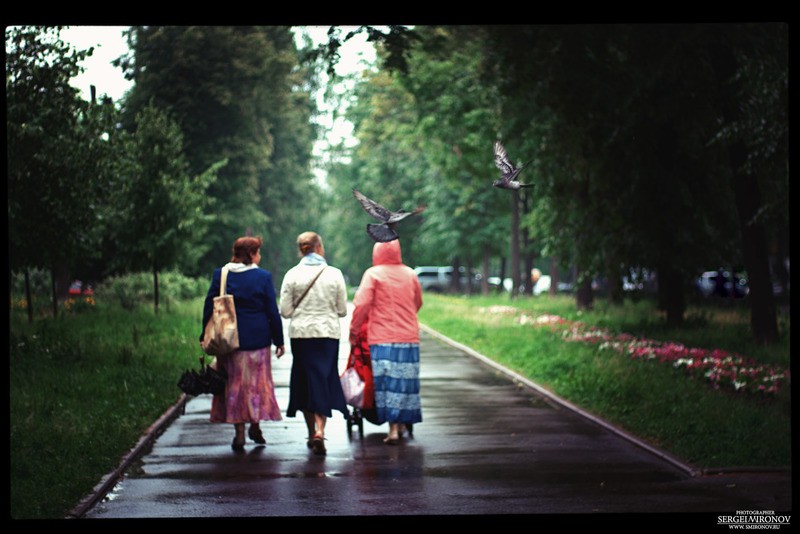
350;240;423;345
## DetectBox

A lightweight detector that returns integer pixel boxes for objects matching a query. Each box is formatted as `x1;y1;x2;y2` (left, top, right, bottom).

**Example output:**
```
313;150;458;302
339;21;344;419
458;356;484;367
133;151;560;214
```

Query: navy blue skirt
287;338;348;418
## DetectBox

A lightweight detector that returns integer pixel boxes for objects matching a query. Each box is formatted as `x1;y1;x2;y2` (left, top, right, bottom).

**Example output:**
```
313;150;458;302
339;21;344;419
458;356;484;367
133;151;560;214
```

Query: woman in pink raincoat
349;239;423;444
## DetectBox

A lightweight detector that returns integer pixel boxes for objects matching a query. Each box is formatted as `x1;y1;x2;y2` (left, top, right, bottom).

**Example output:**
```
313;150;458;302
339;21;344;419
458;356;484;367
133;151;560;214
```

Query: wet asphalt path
80;309;791;525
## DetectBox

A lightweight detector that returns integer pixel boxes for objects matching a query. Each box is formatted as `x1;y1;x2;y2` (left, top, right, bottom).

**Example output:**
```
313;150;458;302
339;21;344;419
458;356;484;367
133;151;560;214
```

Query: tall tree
118;26;317;278
396;26;513;287
480;24;782;329
324;68;431;282
704;23;786;344
110;102;220;313
7;26;111;319
320;24;788;341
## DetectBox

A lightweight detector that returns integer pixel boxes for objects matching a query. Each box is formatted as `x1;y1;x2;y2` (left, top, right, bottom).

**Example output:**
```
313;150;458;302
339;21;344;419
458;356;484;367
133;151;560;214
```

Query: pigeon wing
366;223;399;243
353;188;392;222
494;141;517;177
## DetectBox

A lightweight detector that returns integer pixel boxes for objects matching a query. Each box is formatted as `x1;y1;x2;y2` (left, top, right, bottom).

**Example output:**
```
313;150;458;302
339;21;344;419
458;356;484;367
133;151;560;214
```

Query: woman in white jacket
280;231;348;455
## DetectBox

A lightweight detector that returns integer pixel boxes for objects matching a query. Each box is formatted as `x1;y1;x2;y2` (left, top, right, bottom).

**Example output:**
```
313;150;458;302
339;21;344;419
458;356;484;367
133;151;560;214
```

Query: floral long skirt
370;343;422;425
210;347;282;424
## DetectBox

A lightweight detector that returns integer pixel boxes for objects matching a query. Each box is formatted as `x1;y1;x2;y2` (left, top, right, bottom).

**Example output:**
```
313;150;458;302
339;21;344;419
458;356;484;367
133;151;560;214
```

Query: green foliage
120;26;318;279
329;24;786;337
313;26;420;77
93;271;208;310
322;68;434;282
322;28;515;283
10;268;50;301
110;102;219;276
7;26;118;279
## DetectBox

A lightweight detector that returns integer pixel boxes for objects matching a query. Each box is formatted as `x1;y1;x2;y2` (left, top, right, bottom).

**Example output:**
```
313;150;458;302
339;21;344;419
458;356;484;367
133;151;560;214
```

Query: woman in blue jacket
201;236;285;451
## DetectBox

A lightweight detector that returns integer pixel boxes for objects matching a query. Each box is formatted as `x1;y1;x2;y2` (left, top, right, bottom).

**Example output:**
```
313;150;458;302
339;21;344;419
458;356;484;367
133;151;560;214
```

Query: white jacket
279;260;347;339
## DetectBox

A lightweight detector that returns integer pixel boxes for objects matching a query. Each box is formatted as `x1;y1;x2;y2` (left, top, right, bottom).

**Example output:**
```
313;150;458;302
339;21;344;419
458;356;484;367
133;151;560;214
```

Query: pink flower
525;312;788;396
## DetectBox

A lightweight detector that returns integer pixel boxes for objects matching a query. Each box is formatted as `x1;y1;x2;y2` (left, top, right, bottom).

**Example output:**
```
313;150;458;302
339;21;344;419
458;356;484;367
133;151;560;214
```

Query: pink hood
372;240;403;266
350;240;422;345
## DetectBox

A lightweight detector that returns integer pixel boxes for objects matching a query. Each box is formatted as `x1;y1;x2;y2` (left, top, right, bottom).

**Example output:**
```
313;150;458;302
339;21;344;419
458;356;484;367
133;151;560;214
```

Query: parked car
695;269;748;298
414;266;454;292
414;266;481;292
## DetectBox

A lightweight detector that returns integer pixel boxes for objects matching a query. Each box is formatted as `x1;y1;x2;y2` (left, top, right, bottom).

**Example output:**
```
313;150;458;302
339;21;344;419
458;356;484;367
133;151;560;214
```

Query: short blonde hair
297;231;322;256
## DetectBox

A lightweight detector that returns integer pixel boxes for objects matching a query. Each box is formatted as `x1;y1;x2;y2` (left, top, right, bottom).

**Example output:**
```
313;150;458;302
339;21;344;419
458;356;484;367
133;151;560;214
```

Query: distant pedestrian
280;231;349;455
201;236;285;452
349;239;423;444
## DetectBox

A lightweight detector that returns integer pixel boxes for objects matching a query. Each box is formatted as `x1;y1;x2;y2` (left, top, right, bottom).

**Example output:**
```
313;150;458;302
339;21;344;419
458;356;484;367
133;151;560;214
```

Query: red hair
231;236;262;265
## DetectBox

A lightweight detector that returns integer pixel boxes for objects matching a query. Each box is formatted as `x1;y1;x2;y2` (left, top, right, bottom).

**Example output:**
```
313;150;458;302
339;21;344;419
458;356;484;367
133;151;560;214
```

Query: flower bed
518;312;789;396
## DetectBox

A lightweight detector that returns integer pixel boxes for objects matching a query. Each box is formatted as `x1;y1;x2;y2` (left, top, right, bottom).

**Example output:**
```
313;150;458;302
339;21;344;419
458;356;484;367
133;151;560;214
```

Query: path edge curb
66;395;189;519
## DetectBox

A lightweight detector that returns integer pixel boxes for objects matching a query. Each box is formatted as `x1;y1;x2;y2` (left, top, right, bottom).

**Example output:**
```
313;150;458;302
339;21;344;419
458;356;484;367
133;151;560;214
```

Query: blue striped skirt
370;343;422;425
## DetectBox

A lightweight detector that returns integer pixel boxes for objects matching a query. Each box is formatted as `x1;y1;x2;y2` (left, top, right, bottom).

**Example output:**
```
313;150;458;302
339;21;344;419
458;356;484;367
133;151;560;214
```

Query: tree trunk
607;261;624;305
510;191;520;298
498;257;507;295
608;274;624;305
50;267;58;318
771;237;790;306
729;154;778;344
24;268;33;324
549;257;559;296
521;190;534;296
450;257;462;293
465;258;474;295
710;39;779;345
524;252;535;296
658;263;685;327
481;250;490;295
575;269;594;310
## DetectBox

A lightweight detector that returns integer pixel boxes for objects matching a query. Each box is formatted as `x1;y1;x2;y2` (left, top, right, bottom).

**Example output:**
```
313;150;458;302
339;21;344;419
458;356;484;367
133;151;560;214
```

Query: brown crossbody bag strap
292;266;327;311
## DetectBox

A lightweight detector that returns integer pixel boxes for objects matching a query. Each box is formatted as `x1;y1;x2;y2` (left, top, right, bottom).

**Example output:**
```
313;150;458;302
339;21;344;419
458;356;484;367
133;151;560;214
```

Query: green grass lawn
10;299;204;519
418;293;791;471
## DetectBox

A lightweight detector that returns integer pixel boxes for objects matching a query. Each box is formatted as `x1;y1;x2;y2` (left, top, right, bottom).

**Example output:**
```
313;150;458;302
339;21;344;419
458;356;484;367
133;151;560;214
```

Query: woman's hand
275;345;285;358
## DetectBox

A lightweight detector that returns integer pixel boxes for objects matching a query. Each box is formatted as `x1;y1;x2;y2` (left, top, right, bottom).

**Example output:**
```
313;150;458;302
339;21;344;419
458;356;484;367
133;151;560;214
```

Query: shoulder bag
291;266;326;313
201;266;240;356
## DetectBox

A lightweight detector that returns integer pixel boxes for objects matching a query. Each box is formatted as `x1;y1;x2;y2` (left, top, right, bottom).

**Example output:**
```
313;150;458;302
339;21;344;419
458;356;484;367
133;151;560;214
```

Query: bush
94;271;207;310
159;270;209;300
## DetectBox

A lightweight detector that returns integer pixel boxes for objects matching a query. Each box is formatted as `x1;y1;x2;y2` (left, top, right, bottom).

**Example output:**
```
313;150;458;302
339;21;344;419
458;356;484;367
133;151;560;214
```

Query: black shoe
232;436;245;451
248;426;266;444
311;435;326;455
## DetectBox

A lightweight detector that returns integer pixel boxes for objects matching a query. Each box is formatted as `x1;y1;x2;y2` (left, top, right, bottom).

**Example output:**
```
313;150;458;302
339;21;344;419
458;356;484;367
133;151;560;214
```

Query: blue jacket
200;266;284;351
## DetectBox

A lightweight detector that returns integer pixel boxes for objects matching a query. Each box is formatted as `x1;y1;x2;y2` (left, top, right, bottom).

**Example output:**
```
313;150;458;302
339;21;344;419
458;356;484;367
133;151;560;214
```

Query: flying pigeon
493;141;533;190
352;188;426;242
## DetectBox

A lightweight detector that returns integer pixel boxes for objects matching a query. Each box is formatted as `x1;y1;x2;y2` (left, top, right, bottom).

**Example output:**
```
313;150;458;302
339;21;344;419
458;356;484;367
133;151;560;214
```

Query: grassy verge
418;293;791;469
10;299;204;519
